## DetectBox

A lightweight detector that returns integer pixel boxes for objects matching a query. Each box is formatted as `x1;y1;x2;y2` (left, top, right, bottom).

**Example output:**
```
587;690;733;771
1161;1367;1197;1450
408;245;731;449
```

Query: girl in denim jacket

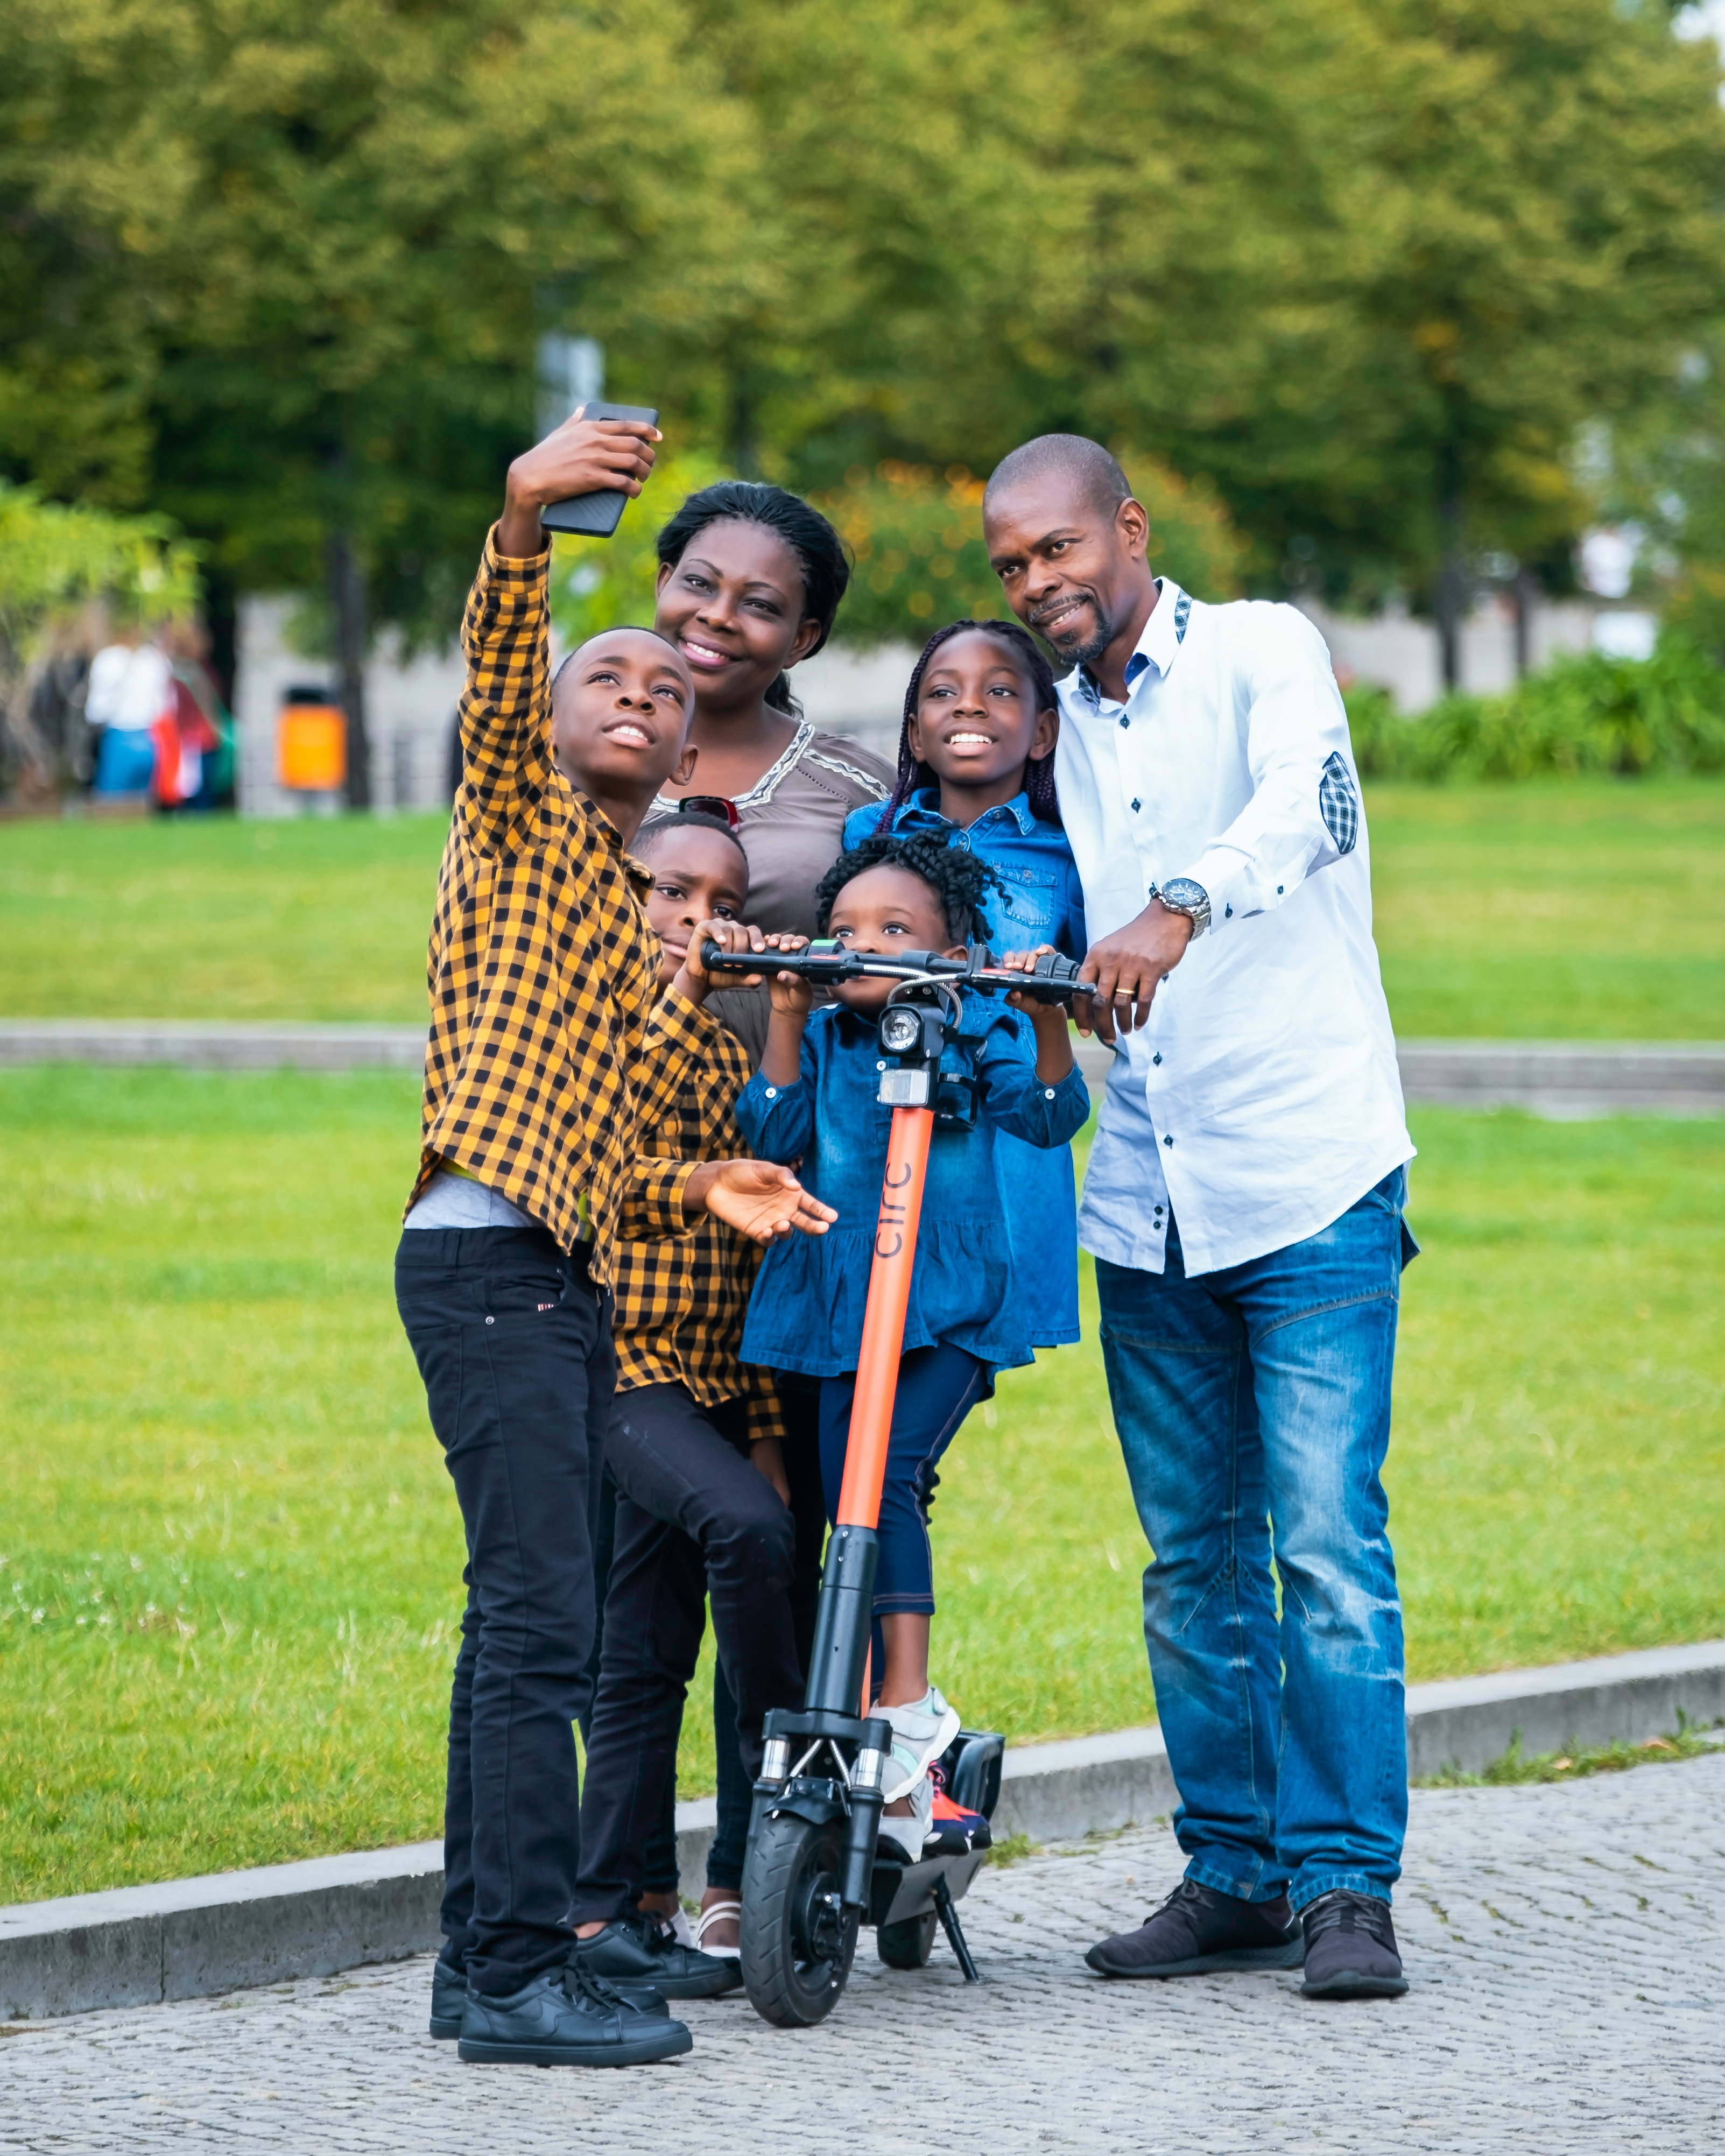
845;621;1087;1345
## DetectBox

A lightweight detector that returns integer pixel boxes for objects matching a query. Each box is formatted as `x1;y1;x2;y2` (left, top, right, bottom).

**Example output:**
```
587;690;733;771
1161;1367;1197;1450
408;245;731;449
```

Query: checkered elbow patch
1319;752;1360;854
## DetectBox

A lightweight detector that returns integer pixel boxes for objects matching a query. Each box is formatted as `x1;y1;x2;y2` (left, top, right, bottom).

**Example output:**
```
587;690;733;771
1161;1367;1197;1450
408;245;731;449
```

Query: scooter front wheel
740;1811;860;2027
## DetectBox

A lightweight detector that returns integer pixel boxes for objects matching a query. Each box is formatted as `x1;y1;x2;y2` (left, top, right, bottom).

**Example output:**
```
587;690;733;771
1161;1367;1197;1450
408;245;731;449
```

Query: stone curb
2;1024;1722;1115
5;1639;1721;2021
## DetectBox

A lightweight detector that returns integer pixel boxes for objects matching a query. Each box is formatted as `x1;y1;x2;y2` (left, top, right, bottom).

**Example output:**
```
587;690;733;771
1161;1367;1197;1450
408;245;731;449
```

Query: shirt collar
1075;579;1193;709
903;785;1040;837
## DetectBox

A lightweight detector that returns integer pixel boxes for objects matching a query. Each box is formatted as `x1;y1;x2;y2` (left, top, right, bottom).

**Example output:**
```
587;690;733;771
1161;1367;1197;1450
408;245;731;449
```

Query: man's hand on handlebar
686;1159;836;1244
1076;899;1195;1042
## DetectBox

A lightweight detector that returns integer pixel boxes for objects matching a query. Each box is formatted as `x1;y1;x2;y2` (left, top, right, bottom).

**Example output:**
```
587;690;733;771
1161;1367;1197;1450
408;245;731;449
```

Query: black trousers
582;1398;827;1897
571;1382;802;1925
395;1225;611;1997
708;1385;827;1889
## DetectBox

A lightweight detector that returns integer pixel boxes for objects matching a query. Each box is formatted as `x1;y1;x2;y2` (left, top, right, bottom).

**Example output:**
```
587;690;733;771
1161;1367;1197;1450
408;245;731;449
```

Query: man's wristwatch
1152;876;1212;939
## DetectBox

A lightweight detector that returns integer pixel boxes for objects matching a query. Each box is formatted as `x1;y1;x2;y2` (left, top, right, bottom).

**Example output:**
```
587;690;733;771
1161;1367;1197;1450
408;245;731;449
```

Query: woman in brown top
650;481;892;1067
608;482;890;1960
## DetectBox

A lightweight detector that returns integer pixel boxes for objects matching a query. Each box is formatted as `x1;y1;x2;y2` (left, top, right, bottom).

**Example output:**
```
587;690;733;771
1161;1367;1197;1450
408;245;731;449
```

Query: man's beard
1039;591;1117;670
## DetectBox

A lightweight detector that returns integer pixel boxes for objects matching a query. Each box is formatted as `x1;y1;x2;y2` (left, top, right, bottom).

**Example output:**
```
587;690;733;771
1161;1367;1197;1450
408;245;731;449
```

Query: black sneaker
430;1955;467;2039
457;1958;692;2067
1299;1889;1408;1999
433;1948;667;2032
1086;1877;1306;1978
571;1911;742;1999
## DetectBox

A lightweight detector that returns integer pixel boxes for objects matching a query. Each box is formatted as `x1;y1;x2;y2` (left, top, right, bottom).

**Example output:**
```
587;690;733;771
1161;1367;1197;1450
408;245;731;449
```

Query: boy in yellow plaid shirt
397;412;832;2071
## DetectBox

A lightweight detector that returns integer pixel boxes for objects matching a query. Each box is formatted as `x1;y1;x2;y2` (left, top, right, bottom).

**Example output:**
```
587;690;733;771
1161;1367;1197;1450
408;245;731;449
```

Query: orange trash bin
278;691;347;792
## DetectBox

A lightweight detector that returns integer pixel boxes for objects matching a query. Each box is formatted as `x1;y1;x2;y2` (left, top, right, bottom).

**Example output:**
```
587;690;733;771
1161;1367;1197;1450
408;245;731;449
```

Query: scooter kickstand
933;1876;981;1983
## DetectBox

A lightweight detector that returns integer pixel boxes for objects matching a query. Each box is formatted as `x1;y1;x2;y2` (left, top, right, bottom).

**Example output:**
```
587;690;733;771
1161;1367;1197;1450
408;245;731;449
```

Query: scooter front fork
751;1700;894;1918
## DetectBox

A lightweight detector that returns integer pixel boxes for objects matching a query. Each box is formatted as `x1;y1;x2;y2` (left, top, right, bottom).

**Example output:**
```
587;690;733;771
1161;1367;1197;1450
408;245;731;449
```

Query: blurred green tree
6;0;1723;724
0;0;762;801
814;456;1248;646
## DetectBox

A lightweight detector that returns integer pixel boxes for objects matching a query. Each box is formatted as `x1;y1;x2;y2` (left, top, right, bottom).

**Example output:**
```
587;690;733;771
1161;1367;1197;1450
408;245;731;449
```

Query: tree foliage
3;0;1722;669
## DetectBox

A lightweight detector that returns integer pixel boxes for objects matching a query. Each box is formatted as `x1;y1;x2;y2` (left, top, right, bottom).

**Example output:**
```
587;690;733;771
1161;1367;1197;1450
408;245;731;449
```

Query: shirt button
485;1315;495;1326
1152;1052;1161;1066
1163;1134;1174;1147
765;1087;778;1098
1277;885;1284;894
1044;1087;1056;1100
1119;716;1130;729
1131;799;1141;813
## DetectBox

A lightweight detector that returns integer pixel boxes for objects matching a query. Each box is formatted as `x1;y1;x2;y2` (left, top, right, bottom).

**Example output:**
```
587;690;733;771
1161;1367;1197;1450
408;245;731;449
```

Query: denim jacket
841;788;1090;1345
843;788;1087;960
735;998;1089;1379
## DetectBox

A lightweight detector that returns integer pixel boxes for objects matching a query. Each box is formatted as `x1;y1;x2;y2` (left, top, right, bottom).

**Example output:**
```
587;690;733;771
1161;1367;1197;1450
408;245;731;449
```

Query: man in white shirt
985;436;1417;2000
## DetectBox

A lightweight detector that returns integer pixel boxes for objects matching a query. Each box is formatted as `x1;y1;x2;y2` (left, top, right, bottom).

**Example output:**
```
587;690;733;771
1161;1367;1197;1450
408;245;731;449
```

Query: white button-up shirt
1055;581;1412;1277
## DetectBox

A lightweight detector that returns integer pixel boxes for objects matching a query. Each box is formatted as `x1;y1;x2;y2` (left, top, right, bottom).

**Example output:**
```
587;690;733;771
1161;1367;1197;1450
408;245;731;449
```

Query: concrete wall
235;588;1647;815
1297;594;1607;714
235;595;917;816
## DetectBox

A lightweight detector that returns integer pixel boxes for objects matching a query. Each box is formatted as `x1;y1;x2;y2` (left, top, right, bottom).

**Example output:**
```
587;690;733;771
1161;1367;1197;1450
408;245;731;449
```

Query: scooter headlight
878;1004;923;1056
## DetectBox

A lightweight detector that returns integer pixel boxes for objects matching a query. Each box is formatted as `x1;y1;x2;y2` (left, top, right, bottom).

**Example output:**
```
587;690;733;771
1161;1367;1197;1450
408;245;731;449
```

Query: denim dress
735;999;1089;1380
843;790;1089;1345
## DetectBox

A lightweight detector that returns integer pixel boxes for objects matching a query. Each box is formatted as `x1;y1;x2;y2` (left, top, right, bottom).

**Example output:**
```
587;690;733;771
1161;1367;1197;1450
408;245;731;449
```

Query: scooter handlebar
697;939;1096;1003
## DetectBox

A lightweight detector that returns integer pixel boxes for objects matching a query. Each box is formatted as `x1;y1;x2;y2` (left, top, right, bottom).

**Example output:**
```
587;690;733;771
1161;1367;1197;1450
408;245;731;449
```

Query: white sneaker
878;1685;961;1803
875;1773;933;1862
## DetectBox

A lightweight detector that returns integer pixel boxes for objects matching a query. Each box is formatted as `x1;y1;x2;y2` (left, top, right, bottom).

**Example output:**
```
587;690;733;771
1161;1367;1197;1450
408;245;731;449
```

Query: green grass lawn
1368;778;1723;1038
3;777;1721;1037
2;1067;1721;1903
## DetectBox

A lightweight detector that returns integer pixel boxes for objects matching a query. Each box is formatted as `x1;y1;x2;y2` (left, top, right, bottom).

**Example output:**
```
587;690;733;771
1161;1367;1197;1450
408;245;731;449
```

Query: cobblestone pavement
5;1755;1723;2155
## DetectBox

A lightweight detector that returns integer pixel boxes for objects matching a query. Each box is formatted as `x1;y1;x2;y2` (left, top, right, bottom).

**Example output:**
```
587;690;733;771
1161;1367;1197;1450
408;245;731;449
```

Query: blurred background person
87;629;173;800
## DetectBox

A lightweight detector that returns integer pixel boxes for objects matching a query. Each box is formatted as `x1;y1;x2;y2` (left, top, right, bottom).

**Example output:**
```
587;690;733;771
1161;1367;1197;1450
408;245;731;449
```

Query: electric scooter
699;936;1094;2027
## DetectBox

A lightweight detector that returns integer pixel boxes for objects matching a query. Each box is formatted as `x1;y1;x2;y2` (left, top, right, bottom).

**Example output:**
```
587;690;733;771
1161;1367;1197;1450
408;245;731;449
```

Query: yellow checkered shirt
407;530;705;1278
614;1005;786;1446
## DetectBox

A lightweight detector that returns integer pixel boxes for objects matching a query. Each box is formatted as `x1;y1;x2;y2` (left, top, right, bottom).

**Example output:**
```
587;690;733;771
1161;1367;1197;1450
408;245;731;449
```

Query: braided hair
655;482;850;718
871;618;1061;834
814;833;1006;946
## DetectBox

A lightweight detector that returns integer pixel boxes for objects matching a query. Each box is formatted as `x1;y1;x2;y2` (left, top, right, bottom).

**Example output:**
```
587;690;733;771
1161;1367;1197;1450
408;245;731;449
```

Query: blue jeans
817;1343;990;1617
1095;1169;1412;1912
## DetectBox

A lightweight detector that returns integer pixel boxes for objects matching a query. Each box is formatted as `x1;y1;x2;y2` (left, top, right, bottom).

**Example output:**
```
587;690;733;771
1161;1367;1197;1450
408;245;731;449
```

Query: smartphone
540;403;660;538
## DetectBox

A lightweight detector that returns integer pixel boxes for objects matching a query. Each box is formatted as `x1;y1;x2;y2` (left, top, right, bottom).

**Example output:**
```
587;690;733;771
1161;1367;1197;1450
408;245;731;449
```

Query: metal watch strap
1152;880;1211;939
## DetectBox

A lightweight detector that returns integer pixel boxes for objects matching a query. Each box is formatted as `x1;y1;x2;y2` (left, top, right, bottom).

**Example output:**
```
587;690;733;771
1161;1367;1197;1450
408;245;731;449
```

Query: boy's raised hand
689;1160;837;1243
497;408;661;558
674;918;771;1007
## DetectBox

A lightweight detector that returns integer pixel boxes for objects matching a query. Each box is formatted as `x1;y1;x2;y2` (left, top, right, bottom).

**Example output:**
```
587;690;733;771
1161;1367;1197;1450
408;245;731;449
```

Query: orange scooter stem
835;1106;934;1531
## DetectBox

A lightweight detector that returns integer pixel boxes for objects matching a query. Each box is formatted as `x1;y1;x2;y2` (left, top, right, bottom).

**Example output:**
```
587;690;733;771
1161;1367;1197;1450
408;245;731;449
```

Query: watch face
1160;877;1207;910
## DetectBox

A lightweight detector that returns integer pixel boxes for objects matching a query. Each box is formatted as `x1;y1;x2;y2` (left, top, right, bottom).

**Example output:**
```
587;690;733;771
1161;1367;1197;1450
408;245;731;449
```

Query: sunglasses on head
675;794;741;832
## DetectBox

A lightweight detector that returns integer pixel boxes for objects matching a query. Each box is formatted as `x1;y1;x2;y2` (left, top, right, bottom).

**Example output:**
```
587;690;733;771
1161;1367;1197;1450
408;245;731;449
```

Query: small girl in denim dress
845;619;1088;1347
735;833;1088;1857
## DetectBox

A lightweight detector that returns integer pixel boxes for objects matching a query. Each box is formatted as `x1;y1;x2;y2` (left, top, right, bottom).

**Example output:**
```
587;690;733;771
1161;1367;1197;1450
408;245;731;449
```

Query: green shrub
1347;632;1725;782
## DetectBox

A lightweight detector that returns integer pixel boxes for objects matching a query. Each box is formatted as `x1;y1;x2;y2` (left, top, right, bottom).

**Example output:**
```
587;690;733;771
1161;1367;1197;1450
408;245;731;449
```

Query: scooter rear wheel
877;1909;938;1969
740;1812;860;2027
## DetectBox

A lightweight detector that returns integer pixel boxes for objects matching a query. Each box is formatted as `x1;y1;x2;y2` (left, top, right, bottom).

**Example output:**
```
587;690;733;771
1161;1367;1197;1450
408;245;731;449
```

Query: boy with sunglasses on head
397;410;833;2073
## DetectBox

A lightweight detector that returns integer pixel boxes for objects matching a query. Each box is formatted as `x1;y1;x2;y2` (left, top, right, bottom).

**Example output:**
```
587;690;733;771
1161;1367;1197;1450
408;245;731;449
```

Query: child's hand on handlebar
999;945;1079;1081
674;918;770;1005
692;1159;837;1243
764;934;815;1018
